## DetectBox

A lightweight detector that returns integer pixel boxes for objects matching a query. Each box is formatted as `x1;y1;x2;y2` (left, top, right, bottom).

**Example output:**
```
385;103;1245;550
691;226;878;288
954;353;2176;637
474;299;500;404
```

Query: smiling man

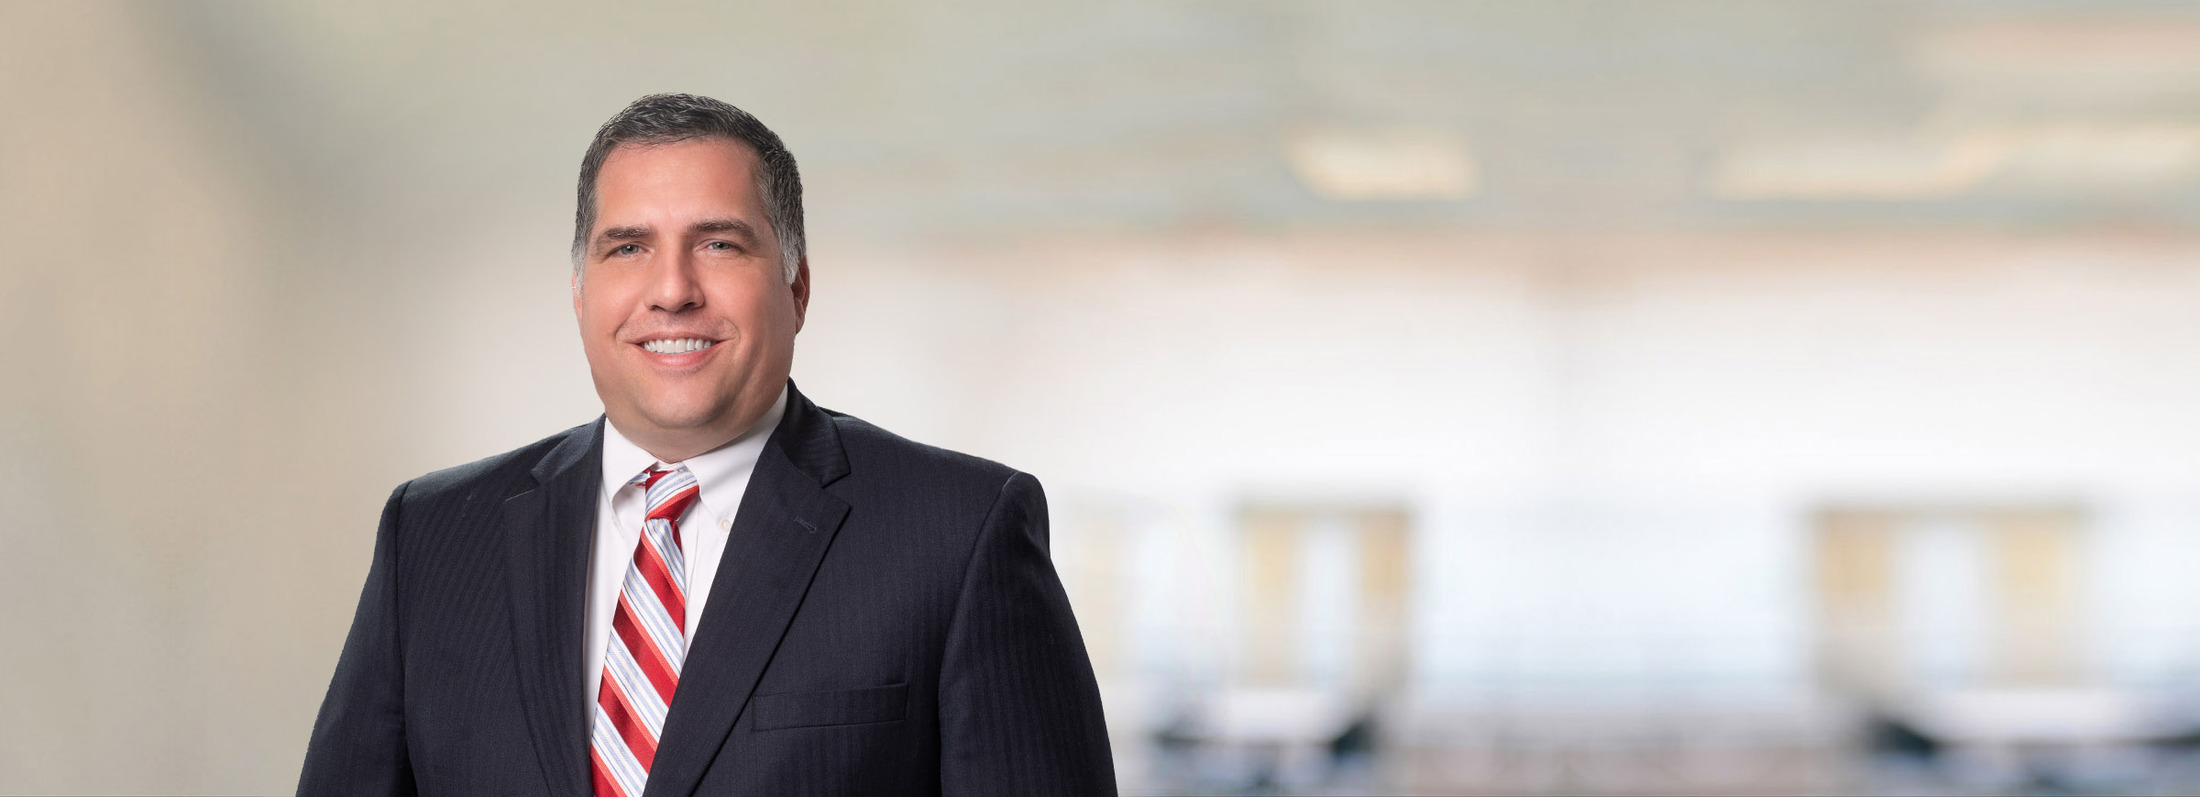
299;94;1115;796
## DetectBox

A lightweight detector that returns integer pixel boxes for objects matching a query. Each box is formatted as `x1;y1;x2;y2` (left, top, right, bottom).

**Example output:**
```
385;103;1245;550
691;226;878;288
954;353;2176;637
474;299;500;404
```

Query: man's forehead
601;136;762;176
593;139;768;229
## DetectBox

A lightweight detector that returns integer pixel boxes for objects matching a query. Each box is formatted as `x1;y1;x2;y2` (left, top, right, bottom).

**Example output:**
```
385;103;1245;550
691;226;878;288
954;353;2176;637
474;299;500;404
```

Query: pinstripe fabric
591;466;699;797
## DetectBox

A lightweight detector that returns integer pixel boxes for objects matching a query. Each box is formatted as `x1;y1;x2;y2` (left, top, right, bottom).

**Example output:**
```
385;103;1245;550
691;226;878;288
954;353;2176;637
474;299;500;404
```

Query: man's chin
633;406;734;433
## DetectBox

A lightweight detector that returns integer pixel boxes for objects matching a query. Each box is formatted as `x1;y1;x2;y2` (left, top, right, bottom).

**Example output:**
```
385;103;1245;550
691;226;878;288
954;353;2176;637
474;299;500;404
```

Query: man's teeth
642;338;714;354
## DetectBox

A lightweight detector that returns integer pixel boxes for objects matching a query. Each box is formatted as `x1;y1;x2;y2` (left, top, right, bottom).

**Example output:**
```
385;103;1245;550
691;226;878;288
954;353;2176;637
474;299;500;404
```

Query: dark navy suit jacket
299;382;1115;796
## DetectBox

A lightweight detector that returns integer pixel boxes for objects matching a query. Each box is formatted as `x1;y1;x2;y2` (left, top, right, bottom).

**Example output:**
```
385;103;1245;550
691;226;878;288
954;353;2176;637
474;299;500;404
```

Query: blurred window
1237;505;1412;694
1814;506;2085;695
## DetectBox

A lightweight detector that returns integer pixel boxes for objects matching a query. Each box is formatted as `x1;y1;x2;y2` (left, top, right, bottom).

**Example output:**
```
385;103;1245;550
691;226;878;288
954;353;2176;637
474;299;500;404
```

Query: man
299;94;1115;796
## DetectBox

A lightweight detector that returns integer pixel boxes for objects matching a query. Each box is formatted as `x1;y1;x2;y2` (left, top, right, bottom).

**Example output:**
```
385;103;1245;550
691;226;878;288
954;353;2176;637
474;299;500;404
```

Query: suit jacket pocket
751;683;908;730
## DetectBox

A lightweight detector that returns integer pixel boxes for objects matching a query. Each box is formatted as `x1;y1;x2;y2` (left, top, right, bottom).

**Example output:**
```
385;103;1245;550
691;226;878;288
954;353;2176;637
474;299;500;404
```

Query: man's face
574;138;808;460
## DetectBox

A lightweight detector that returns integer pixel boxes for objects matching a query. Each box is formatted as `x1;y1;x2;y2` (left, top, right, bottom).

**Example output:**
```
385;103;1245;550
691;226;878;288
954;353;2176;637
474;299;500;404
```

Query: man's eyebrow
597;225;651;242
691;218;761;241
594;219;760;248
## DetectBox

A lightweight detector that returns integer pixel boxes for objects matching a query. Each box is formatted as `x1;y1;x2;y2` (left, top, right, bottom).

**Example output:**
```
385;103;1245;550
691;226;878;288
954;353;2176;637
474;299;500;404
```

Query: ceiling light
1284;127;1477;201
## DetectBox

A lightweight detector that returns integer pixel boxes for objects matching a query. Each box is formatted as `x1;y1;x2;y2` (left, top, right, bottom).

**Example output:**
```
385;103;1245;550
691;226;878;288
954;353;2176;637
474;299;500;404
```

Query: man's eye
705;241;734;251
612;244;640;256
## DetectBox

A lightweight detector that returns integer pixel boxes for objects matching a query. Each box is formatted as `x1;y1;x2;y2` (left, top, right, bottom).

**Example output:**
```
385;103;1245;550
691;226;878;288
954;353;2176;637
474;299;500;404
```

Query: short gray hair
572;93;805;283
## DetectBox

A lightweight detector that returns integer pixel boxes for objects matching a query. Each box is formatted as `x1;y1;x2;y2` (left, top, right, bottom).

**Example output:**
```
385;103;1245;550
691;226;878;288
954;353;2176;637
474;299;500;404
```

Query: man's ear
571;265;584;317
790;257;811;332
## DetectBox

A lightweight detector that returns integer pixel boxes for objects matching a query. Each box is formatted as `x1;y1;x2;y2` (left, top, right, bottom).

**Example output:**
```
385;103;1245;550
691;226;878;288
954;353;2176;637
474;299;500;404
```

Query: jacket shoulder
398;420;594;507
821;408;1021;490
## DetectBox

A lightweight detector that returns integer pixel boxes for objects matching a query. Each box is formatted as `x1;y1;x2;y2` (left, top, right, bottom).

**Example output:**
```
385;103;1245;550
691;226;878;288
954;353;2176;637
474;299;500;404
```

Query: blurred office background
12;1;2200;794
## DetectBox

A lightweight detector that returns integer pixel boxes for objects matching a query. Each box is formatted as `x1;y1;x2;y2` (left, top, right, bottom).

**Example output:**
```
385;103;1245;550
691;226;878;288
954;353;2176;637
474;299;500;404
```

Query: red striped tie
591;465;700;797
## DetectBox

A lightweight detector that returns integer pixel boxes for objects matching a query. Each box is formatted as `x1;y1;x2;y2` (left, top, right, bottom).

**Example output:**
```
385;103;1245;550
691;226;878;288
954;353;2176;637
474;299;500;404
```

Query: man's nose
646;248;705;312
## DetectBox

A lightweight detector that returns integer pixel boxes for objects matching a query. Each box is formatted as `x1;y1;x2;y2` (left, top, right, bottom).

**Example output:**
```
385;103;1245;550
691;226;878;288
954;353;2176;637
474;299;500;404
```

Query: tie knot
634;466;700;523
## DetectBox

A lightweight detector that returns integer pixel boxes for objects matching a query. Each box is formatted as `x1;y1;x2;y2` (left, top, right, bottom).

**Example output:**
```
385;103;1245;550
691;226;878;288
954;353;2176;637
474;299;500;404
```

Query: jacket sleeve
938;472;1116;795
298;482;418;797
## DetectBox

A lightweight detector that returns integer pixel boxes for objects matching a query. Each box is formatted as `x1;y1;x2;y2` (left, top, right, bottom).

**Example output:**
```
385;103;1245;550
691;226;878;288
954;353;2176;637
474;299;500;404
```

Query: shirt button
719;516;733;532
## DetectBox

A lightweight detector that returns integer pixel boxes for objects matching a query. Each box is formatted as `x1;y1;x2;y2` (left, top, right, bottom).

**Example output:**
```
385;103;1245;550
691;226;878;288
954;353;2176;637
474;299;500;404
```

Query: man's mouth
639;337;718;355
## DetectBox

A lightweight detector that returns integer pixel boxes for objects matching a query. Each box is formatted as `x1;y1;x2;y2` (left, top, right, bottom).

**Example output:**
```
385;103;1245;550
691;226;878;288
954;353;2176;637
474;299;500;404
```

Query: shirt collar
600;384;790;525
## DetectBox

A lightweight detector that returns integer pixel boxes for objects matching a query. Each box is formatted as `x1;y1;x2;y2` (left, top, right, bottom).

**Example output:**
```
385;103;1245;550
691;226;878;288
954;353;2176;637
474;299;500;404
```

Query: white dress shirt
583;386;788;706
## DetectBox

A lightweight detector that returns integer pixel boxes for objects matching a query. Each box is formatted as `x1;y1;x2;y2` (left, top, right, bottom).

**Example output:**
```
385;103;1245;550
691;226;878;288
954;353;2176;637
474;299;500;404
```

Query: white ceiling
142;0;2200;241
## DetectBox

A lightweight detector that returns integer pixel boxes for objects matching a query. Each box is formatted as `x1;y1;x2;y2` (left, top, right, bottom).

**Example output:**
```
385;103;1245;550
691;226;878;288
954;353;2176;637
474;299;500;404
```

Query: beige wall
3;3;298;790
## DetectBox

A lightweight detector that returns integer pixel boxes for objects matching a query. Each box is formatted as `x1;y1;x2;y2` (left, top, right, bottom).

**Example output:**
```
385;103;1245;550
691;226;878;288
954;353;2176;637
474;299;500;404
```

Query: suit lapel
645;384;851;797
504;419;603;797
